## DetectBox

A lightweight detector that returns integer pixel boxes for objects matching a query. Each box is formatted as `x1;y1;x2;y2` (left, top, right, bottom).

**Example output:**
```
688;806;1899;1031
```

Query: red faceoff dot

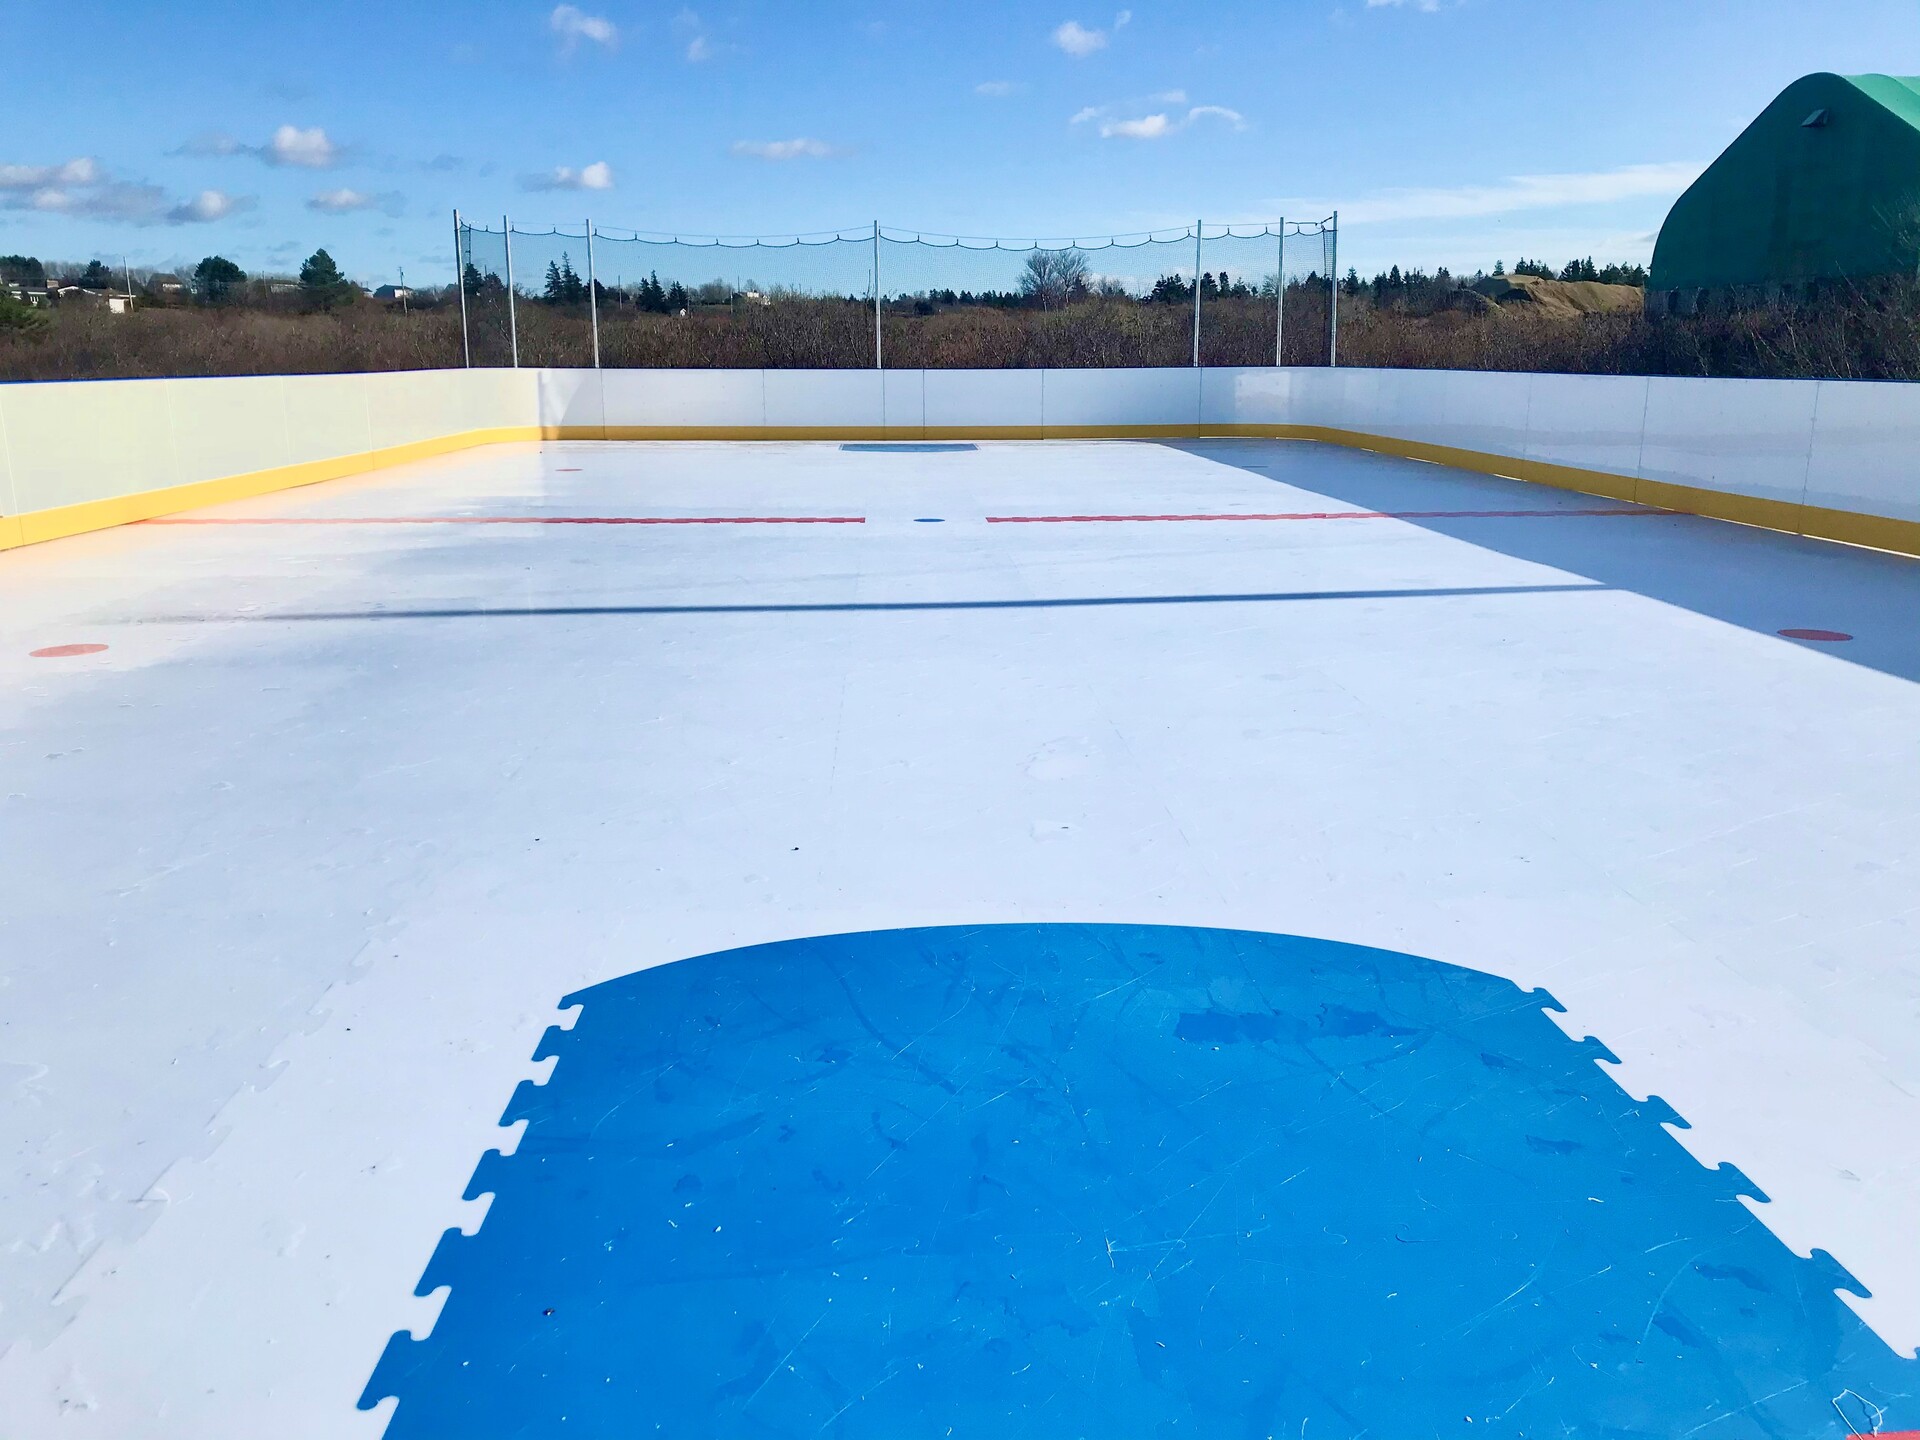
30;643;108;658
1778;628;1853;642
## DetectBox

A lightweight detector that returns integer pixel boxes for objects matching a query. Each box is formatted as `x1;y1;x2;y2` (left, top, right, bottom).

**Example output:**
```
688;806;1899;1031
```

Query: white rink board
4;367;1917;535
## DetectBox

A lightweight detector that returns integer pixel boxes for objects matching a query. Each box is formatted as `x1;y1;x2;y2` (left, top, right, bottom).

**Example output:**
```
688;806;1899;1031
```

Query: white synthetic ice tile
1;438;1918;1440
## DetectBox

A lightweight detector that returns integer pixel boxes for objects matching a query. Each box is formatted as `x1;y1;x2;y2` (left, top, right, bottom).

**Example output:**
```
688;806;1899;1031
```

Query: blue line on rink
362;924;1920;1438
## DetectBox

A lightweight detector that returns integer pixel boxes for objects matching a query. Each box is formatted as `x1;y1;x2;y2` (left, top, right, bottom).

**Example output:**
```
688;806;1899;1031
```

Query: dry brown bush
4;287;1916;382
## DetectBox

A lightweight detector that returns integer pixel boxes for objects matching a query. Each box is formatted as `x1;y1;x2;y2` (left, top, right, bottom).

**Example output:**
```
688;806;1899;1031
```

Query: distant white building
50;285;136;314
371;284;414;303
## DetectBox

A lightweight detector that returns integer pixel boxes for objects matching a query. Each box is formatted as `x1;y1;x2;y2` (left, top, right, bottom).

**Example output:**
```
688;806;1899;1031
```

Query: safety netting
454;216;1337;369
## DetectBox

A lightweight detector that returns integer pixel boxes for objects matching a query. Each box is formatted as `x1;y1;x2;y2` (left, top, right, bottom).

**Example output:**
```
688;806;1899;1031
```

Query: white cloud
0;156;99;189
175;132;247;158
1367;0;1443;9
174;126;340;167
976;80;1023;96
1052;12;1127;56
1053;21;1106;55
674;8;716;60
522;161;615;190
0;160;252;225
1074;101;1246;139
266;125;338;168
731;138;837;160
1328;162;1705;224
550;4;617;53
310;188;374;212
1104;114;1171;139
1186;104;1244;127
308;187;405;215
169;190;244;223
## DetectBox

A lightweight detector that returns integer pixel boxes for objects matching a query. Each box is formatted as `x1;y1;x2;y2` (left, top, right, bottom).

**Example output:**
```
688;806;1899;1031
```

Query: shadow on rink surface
1182;440;1920;687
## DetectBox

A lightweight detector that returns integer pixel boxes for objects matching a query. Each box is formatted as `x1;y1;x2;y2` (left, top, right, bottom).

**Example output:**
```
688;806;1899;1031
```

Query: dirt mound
1469;274;1644;319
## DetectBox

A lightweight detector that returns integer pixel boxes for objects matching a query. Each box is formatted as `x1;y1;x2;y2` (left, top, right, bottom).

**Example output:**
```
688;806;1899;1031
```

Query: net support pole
1191;219;1203;368
872;221;883;371
453;209;470;369
1275;220;1285;368
586;218;601;369
503;213;520;369
1328;211;1339;369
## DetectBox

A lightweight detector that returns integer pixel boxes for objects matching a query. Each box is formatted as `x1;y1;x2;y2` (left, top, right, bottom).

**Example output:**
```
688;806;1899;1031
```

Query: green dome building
1649;73;1920;313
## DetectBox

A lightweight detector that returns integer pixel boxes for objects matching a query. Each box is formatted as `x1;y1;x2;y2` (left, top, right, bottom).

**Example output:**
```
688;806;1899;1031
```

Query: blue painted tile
364;924;1919;1437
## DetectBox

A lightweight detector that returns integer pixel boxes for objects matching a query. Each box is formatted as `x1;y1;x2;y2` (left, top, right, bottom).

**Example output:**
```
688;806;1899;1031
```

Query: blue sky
4;0;1917;286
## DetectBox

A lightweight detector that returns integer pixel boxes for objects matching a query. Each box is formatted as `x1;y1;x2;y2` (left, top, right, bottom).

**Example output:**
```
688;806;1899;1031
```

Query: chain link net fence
455;216;1337;369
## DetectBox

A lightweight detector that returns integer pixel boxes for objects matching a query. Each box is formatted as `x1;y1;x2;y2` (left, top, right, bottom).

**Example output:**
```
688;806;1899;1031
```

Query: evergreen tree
463;262;486;297
1492;260;1505;276
299;248;353;310
80;260;112;290
0;288;50;335
193;255;246;303
543;254;588;305
1148;273;1192;304
0;254;46;287
665;281;688;312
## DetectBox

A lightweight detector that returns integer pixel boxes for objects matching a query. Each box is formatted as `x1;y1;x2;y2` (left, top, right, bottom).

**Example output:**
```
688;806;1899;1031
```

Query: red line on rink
142;515;867;526
986;508;1656;523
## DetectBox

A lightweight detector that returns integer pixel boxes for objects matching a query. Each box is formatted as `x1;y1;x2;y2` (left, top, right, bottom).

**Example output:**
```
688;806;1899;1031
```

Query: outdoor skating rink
4;438;1918;1438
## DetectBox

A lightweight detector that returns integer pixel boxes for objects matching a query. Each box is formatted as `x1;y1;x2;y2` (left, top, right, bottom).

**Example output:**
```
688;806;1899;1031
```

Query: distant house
268;281;302;296
50;285;136;314
5;280;50;306
146;273;187;296
372;284;414;303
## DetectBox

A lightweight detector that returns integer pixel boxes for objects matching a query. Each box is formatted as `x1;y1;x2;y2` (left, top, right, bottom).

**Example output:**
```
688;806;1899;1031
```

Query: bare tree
1019;249;1092;309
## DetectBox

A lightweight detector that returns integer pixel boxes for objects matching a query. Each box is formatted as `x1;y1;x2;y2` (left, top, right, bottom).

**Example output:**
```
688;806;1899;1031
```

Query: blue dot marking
913;517;945;523
363;924;1919;1437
